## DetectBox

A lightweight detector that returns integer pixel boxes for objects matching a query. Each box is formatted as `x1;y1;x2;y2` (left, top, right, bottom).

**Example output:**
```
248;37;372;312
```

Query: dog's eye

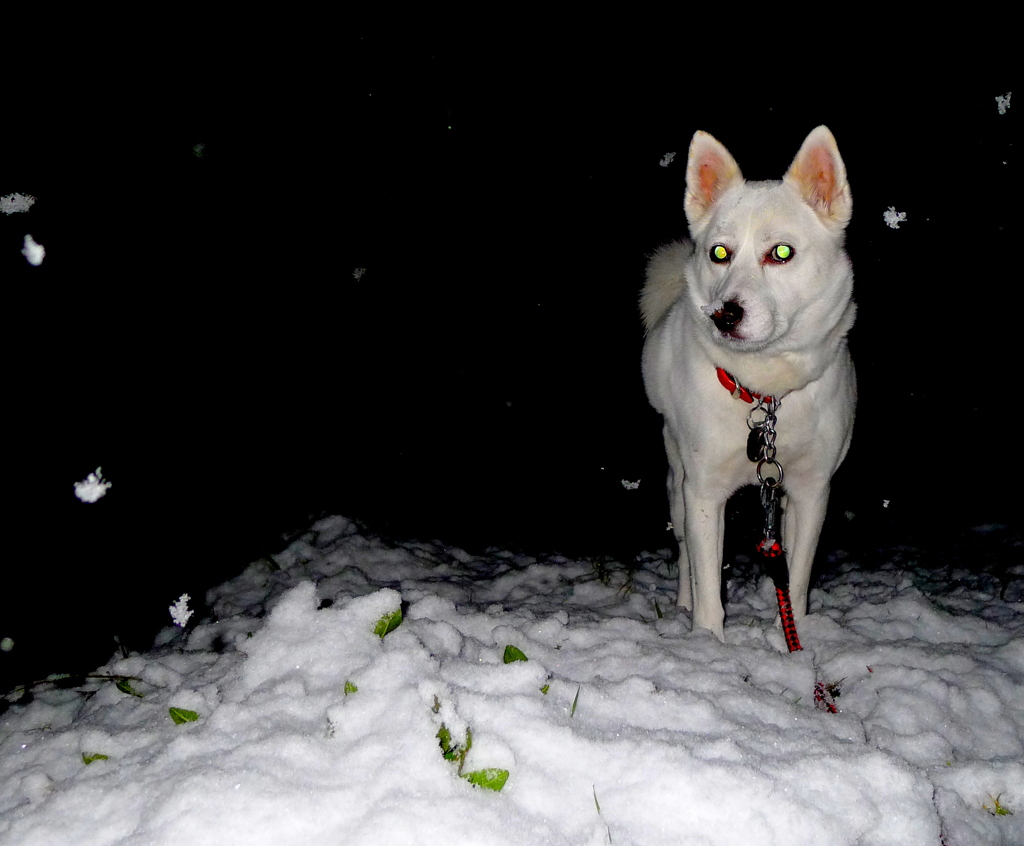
710;245;731;263
769;244;794;263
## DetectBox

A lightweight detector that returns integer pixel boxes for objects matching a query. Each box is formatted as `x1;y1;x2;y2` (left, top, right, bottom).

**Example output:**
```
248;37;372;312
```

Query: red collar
716;367;775;404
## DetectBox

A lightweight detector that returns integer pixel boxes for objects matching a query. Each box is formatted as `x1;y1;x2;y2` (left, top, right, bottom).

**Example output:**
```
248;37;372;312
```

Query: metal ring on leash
747;406;769;429
756;458;783;486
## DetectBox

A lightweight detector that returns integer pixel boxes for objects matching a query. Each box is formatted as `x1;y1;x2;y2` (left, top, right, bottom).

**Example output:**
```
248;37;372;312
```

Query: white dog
641;126;856;640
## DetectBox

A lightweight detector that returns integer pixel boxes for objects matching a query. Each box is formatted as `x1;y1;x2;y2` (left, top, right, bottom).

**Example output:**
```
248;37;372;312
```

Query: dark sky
1;33;1016;689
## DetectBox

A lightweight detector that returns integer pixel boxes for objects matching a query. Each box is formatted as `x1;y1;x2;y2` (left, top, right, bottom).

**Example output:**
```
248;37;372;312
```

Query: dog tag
746;427;763;462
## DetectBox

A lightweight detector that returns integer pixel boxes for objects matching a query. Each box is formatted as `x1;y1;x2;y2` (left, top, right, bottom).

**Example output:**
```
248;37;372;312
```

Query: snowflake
995;92;1011;115
353;267;366;280
2;193;36;214
621;479;640;491
22;234;45;266
169;594;194;627
883;206;907;229
659;152;676;168
74;467;112;503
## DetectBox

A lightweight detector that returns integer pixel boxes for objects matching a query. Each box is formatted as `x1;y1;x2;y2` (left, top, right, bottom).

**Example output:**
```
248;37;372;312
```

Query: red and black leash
718;367;803;653
719;370;843;711
767;547;838;710
760;545;803;653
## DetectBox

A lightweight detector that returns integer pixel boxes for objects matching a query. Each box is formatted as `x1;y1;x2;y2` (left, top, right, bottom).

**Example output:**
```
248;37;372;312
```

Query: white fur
641;126;856;640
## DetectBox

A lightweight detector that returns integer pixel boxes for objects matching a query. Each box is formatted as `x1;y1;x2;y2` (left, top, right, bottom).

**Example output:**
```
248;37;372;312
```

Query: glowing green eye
711;245;730;263
771;244;793;262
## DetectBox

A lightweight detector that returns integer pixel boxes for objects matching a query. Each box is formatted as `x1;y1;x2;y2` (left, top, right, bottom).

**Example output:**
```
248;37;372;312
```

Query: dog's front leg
780;484;831;623
664;427;727;638
681;479;727;639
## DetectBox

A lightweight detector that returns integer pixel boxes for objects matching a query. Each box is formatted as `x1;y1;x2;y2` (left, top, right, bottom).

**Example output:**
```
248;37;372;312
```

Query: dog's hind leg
663;428;692;611
780;483;831;623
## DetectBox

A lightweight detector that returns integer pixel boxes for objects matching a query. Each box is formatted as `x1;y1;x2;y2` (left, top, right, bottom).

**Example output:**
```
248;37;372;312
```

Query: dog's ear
685;131;743;229
784;126;852;229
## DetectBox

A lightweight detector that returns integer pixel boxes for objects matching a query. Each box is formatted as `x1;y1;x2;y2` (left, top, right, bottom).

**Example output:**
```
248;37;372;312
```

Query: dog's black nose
711;301;744;333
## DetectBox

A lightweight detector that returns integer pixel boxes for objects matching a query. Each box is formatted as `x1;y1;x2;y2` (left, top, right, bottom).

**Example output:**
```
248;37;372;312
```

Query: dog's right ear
685;131;744;229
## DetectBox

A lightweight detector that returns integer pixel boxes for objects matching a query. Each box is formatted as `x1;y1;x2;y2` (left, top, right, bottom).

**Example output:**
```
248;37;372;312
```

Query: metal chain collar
747;396;784;558
742;387;803;652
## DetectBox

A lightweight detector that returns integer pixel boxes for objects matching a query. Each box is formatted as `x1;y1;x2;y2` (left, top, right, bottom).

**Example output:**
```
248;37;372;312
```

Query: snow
20;234;44;266
73;468;113;504
168;595;194;629
883;207;907;229
0;193;35;214
1;514;1021;846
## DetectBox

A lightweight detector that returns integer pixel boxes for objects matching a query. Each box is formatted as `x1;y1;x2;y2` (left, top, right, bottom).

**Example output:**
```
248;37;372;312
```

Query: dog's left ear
784;126;852;229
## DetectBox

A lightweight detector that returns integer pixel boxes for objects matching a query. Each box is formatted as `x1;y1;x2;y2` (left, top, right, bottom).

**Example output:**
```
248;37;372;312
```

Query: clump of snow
73;468;112;503
21;234;45;266
883;207;907;229
1;515;1021;845
659;152;676;167
995;92;1011;115
700;299;725;317
168;595;194;628
1;193;35;214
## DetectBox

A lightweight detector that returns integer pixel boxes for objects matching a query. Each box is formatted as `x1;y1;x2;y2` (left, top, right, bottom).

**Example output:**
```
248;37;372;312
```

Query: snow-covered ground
1;514;1021;845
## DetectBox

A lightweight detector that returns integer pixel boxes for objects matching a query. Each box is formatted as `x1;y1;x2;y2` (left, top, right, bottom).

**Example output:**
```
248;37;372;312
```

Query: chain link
748;396;783;556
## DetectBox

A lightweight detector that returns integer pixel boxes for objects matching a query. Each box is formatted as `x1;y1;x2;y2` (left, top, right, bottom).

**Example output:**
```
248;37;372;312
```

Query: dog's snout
711;300;744;334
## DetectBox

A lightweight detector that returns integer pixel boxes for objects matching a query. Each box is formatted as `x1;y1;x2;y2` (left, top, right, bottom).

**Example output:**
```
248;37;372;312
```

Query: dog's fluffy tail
640;240;691;333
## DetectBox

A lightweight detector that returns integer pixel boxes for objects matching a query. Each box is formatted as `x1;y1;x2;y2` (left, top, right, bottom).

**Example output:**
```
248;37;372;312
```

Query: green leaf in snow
502;645;528;663
116;679;143;697
82;753;109;765
169;707;200;725
373;608;403;638
463;768;509;792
